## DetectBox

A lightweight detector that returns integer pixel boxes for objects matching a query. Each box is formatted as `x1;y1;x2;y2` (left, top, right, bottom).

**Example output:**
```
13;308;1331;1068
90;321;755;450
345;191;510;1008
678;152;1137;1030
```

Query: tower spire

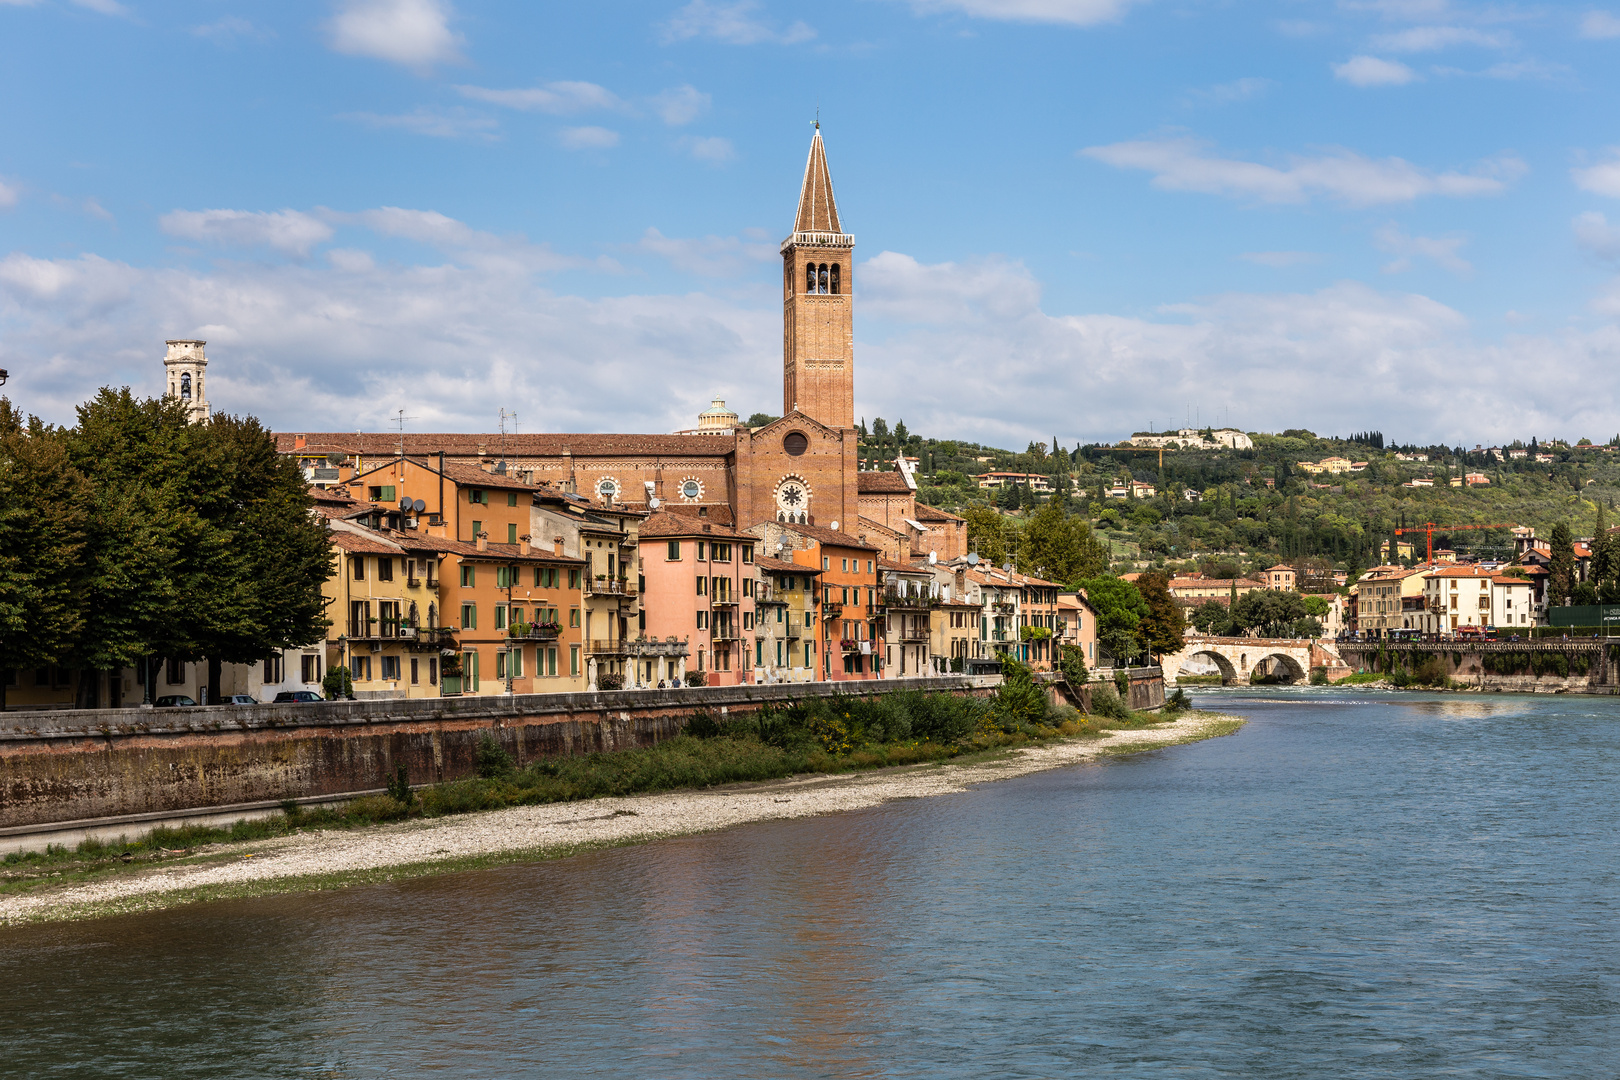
794;125;842;235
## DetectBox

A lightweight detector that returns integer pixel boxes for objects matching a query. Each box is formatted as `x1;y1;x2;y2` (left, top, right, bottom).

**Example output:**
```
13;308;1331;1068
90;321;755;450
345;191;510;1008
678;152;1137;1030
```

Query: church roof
857;471;912;494
794;128;842;234
276;432;733;459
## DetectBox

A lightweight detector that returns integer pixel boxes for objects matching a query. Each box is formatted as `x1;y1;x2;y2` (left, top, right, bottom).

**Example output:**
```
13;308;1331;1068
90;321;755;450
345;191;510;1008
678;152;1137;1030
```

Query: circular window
783;431;808;456
681;479;703;500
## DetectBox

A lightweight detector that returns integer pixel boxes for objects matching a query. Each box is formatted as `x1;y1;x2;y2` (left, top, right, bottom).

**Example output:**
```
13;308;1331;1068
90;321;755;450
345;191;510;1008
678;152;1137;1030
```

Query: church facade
276;127;964;563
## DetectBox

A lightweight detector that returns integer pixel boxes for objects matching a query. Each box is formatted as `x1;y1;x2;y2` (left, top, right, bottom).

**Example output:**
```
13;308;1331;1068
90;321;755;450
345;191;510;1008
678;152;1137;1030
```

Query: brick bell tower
781;124;855;430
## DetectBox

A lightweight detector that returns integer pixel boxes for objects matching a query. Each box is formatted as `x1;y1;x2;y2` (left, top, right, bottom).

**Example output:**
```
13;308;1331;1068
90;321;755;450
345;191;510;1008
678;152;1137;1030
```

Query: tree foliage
1134;571;1186;656
1078;576;1147;664
1022;498;1109;586
1549;521;1576;606
1;389;331;703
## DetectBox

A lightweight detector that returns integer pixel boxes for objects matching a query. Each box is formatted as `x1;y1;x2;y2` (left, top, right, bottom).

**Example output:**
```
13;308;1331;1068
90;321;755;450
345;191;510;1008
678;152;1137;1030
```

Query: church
275;127;966;564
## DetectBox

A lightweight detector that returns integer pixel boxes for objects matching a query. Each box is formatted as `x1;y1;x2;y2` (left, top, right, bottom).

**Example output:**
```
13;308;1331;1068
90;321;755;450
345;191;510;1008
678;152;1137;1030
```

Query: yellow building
754;555;822;682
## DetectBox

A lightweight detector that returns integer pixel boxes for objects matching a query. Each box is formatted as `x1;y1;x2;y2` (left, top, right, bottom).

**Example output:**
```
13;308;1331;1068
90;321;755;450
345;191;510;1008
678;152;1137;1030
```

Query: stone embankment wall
1339;642;1620;695
1053;667;1166;712
0;678;994;831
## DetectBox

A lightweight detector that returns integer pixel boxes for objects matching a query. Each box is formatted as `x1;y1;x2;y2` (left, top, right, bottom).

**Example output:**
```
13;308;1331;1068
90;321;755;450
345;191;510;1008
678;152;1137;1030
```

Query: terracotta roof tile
782;522;880;552
755;554;821;575
639;510;747;540
277;432;733;459
794;129;842;234
857;471;911;494
913;503;963;523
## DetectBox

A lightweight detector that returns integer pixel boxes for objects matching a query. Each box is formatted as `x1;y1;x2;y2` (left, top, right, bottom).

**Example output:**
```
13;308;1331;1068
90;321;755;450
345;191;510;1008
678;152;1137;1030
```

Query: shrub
475;732;515;778
596;672;624;691
684;671;707;687
1089;682;1132;720
1309;666;1329;685
1164;688;1192;714
1115;669;1130;699
993;657;1050;732
684;710;723;739
322;665;353;700
386;763;413;807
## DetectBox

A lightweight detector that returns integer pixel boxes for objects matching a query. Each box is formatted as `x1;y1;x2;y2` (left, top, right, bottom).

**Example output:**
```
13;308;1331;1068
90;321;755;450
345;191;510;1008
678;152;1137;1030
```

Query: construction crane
1107;445;1178;469
1394;522;1517;564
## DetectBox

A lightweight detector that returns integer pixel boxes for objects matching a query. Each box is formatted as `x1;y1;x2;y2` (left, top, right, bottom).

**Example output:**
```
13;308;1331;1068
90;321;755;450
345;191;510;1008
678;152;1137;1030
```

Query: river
3;689;1617;1078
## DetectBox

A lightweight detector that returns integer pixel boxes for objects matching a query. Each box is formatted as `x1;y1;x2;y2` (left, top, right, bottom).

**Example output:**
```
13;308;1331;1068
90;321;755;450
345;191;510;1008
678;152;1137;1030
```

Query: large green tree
1078;576;1148;665
1021;498;1109;586
0;402;90;709
1135;571;1187;657
964;506;1009;566
1548;521;1576;607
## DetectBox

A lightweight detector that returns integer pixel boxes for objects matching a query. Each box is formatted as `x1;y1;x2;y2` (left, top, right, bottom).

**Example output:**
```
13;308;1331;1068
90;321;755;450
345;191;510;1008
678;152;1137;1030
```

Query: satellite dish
777;540;785;551
413;498;426;513
830;520;839;530
398;497;412;510
928;551;938;565
1003;562;1014;573
649;497;661;509
965;553;980;565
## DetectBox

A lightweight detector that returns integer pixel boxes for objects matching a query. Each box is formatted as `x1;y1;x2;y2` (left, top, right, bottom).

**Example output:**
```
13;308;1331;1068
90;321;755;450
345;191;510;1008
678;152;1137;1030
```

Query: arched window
180;372;192;401
830;264;840;295
806;263;816;294
818;264;828;294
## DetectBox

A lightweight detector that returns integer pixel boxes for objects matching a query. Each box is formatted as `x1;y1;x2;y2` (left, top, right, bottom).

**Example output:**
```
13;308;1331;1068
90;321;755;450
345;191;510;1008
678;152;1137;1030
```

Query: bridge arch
1178;649;1237;685
1251;652;1307;684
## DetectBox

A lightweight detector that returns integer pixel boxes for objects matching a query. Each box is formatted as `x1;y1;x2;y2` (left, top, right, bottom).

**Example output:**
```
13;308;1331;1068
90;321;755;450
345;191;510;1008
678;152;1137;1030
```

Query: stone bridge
1160;636;1342;686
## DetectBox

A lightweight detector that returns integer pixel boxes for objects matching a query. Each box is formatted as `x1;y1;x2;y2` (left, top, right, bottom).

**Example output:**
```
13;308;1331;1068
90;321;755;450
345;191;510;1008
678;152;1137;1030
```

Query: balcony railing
822;601;845;617
508;623;562;641
585;638;628;655
710;596;740;608
710;628;741;642
586;578;637;597
882;589;940;610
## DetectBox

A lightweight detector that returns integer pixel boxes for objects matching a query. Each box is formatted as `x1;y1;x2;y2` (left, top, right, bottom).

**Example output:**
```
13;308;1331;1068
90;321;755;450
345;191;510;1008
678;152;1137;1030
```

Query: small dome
696;398;738;432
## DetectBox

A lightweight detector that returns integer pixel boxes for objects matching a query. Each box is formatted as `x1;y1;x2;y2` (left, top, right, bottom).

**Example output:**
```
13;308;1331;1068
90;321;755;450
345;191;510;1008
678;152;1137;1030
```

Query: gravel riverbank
0;711;1241;926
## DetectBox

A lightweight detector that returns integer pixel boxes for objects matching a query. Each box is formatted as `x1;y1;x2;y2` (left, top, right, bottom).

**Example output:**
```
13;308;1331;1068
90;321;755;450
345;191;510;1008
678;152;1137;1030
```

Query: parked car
273;690;324;703
221;694;259;705
153;695;198;707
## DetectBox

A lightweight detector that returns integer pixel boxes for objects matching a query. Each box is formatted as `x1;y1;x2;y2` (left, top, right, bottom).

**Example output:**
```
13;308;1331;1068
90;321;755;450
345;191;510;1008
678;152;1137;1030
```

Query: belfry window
180;372;192;401
830;264;840;295
806;263;816;294
817;264;828;293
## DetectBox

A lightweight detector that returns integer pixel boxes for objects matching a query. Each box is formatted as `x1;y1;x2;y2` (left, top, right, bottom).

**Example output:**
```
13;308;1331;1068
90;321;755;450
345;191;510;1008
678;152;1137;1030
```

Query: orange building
640;511;759;685
749;521;880;681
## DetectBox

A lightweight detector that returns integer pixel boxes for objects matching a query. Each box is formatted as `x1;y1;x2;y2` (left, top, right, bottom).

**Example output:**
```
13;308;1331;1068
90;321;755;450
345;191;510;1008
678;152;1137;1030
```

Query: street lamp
0;369;8;386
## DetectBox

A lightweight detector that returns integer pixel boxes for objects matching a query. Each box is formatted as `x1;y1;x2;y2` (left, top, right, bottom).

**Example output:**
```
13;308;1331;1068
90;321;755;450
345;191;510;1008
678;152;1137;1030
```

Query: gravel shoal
0;712;1237;925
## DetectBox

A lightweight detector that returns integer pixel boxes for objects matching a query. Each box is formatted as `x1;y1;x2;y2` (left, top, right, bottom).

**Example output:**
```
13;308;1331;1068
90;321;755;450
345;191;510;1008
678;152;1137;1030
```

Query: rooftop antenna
498;408;517;468
393;409;417;458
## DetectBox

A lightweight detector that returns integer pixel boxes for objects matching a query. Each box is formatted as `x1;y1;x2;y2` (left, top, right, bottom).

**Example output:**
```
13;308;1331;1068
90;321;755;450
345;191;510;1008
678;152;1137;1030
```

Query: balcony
585;638;629;656
508;623;562;641
822;601;845;617
710;628;741;642
710;596;740;608
882;589;939;611
586;578;637;597
839;638;862;652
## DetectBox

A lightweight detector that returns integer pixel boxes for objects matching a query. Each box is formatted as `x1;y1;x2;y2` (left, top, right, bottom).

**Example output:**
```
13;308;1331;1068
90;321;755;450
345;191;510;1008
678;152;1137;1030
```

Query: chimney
476;531;488;552
426;519;448;538
519;534;531;556
553;537;564;557
294;434;307;450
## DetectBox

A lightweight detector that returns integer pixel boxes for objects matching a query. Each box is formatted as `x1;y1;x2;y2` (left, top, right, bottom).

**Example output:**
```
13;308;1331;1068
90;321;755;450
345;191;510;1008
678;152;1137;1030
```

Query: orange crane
1394;522;1517;564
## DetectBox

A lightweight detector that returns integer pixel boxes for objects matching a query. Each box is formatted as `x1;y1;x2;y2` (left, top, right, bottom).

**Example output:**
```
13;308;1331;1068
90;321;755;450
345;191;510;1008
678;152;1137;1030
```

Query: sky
2;0;1620;449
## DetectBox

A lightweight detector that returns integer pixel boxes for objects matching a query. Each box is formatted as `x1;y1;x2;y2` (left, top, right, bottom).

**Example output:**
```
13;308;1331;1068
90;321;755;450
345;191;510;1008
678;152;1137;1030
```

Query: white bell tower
164;339;210;423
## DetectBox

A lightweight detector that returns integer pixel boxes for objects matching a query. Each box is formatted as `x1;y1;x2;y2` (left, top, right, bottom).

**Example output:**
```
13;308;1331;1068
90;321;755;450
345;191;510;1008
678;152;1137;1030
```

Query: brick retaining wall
0;678;994;830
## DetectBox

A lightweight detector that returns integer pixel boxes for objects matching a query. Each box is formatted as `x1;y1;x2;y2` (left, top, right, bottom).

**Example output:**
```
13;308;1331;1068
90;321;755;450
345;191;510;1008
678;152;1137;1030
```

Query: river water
3;689;1618;1078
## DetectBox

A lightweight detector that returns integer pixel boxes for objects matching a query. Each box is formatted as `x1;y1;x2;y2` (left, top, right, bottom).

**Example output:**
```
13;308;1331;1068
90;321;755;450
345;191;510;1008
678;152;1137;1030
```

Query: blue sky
3;0;1620;448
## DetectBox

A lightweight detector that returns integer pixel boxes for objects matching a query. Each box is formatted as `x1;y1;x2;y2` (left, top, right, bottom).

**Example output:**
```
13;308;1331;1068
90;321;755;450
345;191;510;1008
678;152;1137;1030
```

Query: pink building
640;511;759;686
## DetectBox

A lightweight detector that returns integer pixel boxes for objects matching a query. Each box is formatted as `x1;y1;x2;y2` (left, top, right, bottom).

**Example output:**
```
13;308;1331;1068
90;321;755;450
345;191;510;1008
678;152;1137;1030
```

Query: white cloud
455;81;622;114
0;180;18;210
1185;77;1271;107
855;252;1620;447
1374;223;1471;275
337;206;598;274
70;0;127;14
1333;55;1419;85
1574;211;1620;261
652;84;711;126
680;135;736;163
898;0;1142;25
340;107;497;139
1080;136;1523;206
560;126;620;150
1580;10;1620;38
1339;0;1454;19
160;209;335;257
660;0;815;45
1240;251;1322;267
1573;154;1620;198
1370;25;1509;51
636;227;775;276
327;249;376;273
326;0;462;70
5;241;1620;448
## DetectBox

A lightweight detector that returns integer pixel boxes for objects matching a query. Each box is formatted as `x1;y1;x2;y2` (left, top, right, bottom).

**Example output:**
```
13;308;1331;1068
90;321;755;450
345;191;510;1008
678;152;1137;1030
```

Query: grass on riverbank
1333;672;1386;686
0;669;1178;892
